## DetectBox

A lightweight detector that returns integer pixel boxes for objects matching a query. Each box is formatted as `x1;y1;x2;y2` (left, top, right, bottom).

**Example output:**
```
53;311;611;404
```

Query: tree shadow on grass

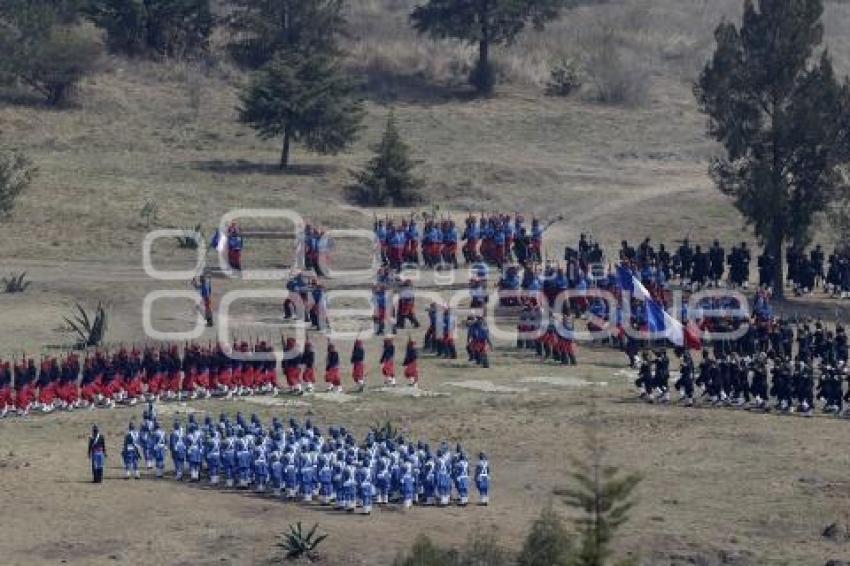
192;159;334;177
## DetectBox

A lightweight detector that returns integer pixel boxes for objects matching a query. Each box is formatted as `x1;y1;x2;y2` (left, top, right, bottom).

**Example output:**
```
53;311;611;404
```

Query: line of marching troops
112;409;491;513
633;319;850;416
0;337;422;417
372;213;566;271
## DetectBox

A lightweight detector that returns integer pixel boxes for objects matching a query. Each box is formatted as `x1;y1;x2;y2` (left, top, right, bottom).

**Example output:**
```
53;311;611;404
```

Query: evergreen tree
87;0;213;57
0;1;104;105
557;422;641;566
695;0;850;298
352;111;424;206
238;51;364;169
410;0;577;94
517;505;574;566
227;0;346;69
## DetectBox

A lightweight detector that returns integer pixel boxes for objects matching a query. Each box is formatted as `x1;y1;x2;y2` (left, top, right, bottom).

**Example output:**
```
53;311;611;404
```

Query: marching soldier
87;424;107;483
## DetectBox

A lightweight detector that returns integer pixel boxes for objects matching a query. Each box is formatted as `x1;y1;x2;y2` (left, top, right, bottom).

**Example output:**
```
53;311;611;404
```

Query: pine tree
517;505;574;566
410;0;581;94
352;111;424;206
227;0;346;69
556;421;641;566
238;51;364;169
694;0;850;298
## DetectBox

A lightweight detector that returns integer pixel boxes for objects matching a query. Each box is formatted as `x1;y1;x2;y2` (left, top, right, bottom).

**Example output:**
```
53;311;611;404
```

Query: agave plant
371;417;399;442
278;522;327;561
64;302;108;349
175;223;203;249
2;272;30;293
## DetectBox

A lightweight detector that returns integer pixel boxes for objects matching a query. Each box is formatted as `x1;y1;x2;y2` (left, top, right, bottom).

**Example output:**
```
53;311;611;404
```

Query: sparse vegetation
0;151;35;218
227;0;346;69
2;272;31;294
392;531;511;566
370;416;400;441
140;199;159;228
0;1;104;106
517;505;574;566
545;57;583;97
410;0;579;95
351;110;424;206
584;25;649;106
63;302;108;349
278;522;328;561
393;534;458;566
86;0;213;57
175;223;203;249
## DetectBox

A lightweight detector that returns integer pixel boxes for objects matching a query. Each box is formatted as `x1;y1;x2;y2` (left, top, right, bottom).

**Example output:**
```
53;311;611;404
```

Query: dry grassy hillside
2;1;850;264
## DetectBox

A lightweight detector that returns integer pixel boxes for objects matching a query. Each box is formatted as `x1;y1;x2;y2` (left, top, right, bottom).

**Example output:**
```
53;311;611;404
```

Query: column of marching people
0;336;422;417
112;406;491;514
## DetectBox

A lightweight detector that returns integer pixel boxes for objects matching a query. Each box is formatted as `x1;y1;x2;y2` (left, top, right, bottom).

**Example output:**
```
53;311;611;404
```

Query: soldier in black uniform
677;238;693;284
811;245;825;290
657;244;671;282
674;350;695;406
87;424;107;483
749;353;770;410
709;240;725;287
757;251;776;289
691;245;709;289
619;240;636;264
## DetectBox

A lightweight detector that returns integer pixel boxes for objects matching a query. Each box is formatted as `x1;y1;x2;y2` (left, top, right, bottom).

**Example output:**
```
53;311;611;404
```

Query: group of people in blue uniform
115;405;490;513
373;213;554;271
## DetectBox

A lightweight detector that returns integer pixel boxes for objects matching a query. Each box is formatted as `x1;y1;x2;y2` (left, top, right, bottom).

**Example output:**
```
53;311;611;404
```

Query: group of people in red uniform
281;336;420;394
0;336;421;417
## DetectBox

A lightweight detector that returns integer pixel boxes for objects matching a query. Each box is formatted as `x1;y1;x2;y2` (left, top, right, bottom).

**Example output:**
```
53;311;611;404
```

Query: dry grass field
4;0;850;564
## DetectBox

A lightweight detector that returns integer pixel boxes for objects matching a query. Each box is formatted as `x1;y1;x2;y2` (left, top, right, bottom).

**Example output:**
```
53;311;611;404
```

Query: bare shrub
583;25;650;106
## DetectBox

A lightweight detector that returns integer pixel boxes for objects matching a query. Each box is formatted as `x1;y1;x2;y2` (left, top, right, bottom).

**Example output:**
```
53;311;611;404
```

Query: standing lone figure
192;273;214;327
87;424;106;483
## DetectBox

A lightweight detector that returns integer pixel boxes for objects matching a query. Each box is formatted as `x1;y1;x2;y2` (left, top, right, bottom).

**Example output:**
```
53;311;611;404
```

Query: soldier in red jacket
351;339;366;392
403;338;419;388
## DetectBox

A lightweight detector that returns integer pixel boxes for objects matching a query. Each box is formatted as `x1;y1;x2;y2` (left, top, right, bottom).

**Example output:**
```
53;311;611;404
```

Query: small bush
278;522;328;561
585;27;649;107
393;530;510;566
64;302;108;349
545;58;583;97
517;505;573;566
175;223;203;249
457;530;511;566
140;199;159;228
393;535;458;566
2;272;31;294
371;418;400;441
0;152;35;218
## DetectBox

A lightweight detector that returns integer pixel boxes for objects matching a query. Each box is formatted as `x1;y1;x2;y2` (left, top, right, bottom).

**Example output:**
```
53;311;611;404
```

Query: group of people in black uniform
634;319;850;416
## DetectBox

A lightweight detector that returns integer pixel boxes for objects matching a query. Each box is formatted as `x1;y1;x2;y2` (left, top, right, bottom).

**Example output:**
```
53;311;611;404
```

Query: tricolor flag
210;229;226;253
617;265;701;350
